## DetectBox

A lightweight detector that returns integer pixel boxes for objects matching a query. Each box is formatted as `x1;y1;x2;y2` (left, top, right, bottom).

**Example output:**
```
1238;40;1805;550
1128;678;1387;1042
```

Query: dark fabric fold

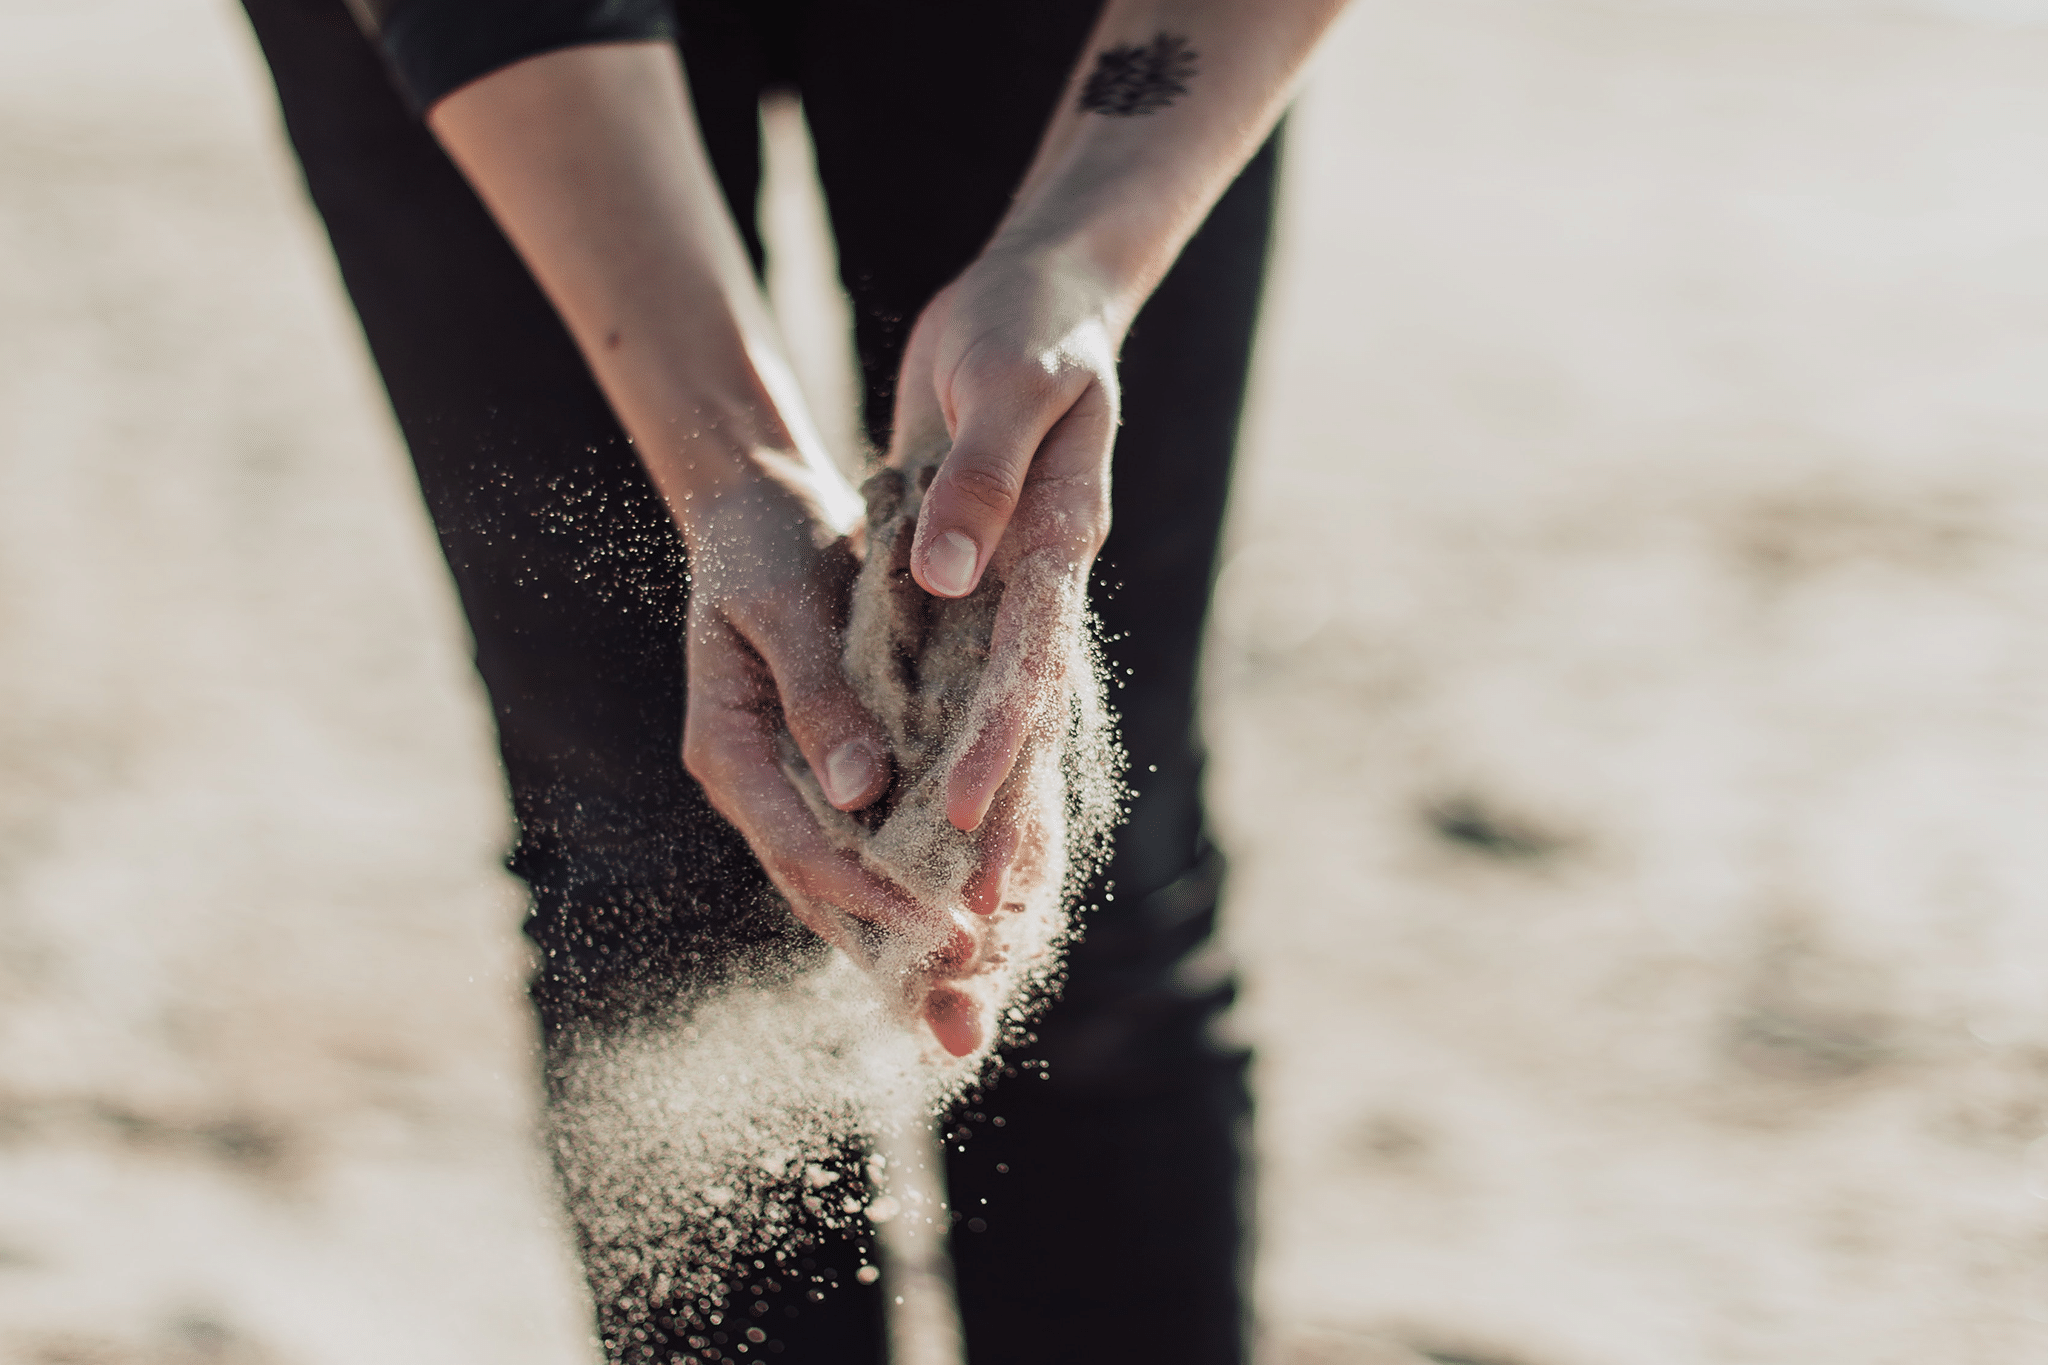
371;0;676;114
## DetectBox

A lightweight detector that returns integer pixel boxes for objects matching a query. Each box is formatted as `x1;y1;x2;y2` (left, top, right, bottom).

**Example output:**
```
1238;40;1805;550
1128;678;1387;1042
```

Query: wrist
634;418;863;562
982;159;1188;336
972;229;1139;348
603;325;865;549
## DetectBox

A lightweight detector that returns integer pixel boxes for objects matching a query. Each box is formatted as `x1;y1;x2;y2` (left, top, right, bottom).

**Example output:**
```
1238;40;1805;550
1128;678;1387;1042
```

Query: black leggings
242;2;1277;1360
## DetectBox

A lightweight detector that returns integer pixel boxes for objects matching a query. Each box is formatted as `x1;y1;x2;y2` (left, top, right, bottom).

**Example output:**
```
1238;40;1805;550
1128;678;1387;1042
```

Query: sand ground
6;1;2048;1363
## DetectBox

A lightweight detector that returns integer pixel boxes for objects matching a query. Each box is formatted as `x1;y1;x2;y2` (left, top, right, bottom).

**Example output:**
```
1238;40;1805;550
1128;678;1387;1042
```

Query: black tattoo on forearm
1079;32;1199;116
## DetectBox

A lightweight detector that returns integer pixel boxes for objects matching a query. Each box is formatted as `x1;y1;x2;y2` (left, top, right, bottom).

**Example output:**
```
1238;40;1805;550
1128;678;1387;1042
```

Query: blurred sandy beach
6;1;2048;1362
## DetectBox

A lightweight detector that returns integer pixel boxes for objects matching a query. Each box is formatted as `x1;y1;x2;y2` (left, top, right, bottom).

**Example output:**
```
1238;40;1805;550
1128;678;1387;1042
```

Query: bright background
6;1;2048;1362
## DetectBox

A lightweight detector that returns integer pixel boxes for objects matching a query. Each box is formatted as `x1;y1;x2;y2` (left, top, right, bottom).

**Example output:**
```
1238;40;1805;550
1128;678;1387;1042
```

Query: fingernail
823;740;879;807
925;530;978;597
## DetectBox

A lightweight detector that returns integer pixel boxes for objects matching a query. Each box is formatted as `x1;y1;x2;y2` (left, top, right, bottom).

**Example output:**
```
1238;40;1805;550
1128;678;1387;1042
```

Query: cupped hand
888;244;1125;917
673;450;980;1046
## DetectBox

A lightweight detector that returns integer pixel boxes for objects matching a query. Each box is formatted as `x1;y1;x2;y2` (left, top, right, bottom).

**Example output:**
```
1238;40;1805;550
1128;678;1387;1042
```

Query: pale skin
428;0;1349;1056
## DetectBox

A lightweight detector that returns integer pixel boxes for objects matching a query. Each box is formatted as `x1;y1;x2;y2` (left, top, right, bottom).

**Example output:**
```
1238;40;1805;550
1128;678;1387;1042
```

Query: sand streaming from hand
549;452;1125;1356
550;959;928;1350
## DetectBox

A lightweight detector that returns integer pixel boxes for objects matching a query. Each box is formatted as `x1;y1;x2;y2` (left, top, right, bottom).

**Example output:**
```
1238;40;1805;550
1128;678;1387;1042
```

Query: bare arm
890;0;1349;844
417;6;1347;1047
427;44;959;974
426;43;853;551
1008;0;1346;329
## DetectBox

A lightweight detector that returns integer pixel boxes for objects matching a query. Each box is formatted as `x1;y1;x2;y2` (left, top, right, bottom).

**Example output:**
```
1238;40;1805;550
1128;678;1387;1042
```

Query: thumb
732;593;893;812
910;349;1092;599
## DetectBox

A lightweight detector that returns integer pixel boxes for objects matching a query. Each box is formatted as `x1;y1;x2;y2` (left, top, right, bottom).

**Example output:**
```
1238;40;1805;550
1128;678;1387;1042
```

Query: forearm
425;42;858;544
995;0;1347;332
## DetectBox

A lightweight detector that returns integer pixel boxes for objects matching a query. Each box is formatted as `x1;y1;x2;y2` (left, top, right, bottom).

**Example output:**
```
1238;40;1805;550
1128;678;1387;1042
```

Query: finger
884;291;953;471
964;764;1065;916
960;790;1025;916
943;554;1078;831
923;984;985;1058
910;350;1104;599
783;894;873;968
919;914;981;978
684;614;934;937
727;583;892;812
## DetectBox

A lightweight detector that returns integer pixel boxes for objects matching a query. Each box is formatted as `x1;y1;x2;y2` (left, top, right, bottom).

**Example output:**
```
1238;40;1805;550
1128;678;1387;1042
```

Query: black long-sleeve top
342;0;676;115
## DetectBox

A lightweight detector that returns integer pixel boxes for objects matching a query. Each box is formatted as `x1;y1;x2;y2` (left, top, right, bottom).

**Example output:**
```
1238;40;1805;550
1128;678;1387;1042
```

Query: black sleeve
342;0;676;116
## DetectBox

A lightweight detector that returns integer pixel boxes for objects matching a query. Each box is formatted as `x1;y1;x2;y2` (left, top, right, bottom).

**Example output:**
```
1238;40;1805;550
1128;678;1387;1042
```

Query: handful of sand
556;454;1123;1346
778;449;1123;1053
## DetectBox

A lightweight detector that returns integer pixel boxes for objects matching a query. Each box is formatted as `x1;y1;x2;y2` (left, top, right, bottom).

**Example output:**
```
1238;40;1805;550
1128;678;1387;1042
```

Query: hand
889;244;1124;910
675;449;978;1004
426;11;1352;1057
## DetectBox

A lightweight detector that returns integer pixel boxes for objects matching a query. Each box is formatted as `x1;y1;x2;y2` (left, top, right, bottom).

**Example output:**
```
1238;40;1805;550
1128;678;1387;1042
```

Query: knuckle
958;347;1076;418
679;714;744;790
960;345;1047;390
1013;358;1068;403
1017;476;1109;558
1079;497;1111;553
679;727;716;784
944;461;1024;515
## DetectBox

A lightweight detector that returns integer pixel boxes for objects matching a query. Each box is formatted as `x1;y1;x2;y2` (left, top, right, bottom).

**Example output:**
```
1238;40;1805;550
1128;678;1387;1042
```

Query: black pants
242;3;1277;1361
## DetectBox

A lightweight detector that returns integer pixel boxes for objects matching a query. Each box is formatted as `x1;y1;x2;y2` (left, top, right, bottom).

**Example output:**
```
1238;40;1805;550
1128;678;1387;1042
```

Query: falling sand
549;446;1125;1357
